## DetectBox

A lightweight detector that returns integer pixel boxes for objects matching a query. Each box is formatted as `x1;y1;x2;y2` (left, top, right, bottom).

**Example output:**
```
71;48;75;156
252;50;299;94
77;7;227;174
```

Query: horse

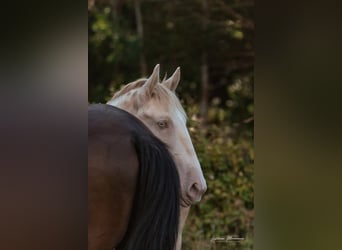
88;104;180;250
107;64;207;249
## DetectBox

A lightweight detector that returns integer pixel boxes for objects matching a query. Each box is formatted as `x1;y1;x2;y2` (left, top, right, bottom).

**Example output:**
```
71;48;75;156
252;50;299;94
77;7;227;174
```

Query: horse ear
163;67;180;92
142;64;160;96
162;72;168;82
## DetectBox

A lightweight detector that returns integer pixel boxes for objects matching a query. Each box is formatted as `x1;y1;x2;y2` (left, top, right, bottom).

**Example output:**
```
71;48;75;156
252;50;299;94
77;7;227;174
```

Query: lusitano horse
88;104;180;250
107;65;207;249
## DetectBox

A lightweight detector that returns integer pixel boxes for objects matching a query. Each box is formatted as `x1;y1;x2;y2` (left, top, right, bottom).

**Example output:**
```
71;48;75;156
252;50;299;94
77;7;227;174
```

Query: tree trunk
112;0;118;20
200;52;209;125
88;0;95;10
200;0;209;125
134;0;147;76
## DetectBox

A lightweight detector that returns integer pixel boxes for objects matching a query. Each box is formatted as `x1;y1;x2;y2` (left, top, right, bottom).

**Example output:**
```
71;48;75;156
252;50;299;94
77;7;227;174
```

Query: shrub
182;103;254;250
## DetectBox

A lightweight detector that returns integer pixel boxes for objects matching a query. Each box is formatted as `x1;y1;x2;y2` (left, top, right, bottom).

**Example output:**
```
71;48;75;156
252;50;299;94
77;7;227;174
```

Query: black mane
89;104;180;250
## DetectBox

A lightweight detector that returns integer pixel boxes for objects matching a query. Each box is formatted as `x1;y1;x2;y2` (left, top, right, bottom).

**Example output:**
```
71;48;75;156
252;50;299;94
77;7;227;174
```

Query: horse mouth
180;198;191;207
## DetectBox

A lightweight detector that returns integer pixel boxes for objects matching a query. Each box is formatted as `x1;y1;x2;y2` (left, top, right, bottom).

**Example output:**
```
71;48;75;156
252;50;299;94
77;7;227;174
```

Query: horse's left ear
142;64;160;97
163;67;180;92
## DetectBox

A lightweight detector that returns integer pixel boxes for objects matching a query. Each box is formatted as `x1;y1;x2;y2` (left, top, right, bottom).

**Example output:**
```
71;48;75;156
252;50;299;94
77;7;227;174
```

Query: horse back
88;104;139;250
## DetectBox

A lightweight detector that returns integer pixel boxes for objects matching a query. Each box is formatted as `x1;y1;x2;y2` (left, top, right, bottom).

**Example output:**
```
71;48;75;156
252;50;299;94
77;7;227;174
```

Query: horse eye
157;120;167;129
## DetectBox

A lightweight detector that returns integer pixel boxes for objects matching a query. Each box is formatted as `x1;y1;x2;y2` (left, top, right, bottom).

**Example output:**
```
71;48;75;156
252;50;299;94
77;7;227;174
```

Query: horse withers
88;104;180;250
107;65;207;249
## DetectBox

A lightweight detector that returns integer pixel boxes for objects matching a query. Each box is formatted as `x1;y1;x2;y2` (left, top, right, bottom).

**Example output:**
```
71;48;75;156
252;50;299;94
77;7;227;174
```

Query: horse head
108;65;207;206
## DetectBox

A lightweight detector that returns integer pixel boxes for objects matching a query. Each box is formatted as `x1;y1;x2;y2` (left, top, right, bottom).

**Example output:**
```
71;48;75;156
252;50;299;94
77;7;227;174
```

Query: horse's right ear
141;64;160;97
163;67;180;92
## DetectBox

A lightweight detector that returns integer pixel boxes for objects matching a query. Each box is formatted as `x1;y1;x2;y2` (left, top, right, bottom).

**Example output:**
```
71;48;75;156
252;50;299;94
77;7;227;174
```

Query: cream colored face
108;65;207;206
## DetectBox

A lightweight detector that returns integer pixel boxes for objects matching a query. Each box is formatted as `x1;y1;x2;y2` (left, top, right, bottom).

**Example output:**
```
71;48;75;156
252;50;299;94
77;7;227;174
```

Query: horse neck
107;96;137;116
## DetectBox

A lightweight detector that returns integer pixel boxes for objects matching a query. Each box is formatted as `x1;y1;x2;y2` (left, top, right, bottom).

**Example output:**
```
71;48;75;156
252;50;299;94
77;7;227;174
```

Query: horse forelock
110;79;187;123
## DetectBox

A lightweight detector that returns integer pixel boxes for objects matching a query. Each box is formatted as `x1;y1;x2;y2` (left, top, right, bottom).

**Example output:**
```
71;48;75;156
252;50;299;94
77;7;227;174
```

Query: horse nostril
190;183;199;193
187;183;206;203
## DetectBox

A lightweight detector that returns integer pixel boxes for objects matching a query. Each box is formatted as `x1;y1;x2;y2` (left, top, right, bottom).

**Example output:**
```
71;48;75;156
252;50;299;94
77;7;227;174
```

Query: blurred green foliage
183;100;253;250
89;0;253;249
